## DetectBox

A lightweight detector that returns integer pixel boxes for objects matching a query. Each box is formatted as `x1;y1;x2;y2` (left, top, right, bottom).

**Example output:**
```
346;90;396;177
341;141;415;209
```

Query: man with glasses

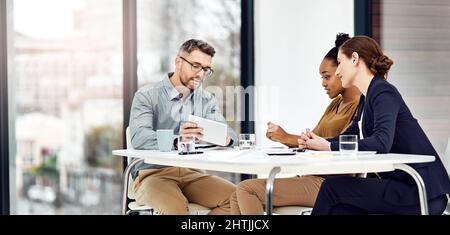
129;39;238;215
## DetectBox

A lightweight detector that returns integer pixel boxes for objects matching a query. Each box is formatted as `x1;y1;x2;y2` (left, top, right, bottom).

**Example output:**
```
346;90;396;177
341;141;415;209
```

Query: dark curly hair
324;33;351;66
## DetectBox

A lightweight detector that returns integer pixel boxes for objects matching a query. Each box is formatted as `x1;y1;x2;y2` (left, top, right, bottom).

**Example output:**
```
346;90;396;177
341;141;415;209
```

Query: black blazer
329;76;450;205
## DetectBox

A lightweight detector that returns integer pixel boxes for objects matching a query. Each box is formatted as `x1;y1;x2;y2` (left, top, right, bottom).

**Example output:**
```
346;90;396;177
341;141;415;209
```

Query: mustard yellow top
312;96;360;139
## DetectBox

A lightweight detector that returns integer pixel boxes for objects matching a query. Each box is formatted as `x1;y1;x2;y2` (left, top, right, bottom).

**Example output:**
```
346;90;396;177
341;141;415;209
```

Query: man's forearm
130;127;158;150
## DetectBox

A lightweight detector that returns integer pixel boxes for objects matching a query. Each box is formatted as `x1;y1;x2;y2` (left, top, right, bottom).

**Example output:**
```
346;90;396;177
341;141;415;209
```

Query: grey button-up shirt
129;73;238;179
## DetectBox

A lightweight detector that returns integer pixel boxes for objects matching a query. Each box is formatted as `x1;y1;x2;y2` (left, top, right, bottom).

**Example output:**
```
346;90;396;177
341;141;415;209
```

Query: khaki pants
230;175;325;215
133;167;236;215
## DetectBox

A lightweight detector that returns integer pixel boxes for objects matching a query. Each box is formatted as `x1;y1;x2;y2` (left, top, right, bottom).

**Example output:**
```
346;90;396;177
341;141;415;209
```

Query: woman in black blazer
299;36;450;214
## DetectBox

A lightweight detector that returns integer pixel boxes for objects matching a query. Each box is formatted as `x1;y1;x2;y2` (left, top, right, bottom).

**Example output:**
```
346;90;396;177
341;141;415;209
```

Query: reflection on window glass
137;0;242;182
10;0;123;214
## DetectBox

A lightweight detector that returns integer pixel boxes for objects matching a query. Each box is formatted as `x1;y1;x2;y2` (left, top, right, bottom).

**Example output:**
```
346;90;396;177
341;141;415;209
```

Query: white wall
254;0;354;147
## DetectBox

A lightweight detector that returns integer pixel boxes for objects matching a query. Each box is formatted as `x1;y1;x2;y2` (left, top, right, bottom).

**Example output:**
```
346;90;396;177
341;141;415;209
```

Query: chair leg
443;194;450;215
122;159;144;215
300;209;312;215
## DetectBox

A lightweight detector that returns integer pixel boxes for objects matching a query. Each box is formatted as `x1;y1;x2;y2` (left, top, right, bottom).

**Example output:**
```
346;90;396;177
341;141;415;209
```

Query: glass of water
239;133;256;150
177;136;196;155
339;135;358;154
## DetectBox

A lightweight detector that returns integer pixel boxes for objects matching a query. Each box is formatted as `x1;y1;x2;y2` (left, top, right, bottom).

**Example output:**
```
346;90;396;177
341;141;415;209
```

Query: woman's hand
304;129;331;151
266;122;289;142
297;131;310;149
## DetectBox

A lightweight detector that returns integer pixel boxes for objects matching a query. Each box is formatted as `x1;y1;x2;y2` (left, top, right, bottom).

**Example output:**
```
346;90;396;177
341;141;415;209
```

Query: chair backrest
126;127;137;199
126;127;134;150
443;136;450;176
126;126;135;163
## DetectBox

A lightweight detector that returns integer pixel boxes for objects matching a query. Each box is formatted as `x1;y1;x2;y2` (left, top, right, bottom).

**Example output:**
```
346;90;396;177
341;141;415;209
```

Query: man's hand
225;136;232;147
180;121;203;142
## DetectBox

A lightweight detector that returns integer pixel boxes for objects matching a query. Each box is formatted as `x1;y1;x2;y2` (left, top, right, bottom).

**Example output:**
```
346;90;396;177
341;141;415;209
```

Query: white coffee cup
157;129;174;152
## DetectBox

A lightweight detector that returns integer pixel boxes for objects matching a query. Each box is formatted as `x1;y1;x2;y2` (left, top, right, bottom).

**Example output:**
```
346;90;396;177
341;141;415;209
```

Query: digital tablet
188;115;228;146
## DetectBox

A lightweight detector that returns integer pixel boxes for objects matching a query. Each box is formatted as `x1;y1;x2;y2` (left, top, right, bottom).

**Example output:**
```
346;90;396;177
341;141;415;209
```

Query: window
136;0;242;182
3;0;249;214
9;0;123;214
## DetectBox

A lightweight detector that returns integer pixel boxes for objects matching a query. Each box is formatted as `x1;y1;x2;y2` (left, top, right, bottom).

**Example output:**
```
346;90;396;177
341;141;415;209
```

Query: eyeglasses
179;56;214;77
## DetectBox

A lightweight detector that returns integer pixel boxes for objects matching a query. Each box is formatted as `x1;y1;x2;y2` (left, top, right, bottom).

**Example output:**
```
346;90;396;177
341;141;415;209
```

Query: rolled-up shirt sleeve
129;91;158;150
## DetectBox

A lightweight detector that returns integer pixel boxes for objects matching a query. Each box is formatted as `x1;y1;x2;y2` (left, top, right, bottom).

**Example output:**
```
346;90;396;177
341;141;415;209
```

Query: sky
13;0;85;38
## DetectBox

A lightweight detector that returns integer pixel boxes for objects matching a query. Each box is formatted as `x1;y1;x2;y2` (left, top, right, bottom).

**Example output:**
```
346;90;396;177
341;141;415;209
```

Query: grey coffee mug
157;129;174;152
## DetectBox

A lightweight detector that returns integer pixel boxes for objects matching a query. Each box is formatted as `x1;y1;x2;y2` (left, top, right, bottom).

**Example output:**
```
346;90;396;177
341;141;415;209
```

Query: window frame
1;0;11;216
